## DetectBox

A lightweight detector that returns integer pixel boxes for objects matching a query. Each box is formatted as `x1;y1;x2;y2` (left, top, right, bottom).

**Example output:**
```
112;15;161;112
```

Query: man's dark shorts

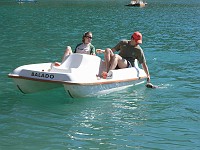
115;60;132;69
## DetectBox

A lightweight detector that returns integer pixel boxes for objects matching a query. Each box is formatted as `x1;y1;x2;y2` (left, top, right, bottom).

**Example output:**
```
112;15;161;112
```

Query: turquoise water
1;0;200;149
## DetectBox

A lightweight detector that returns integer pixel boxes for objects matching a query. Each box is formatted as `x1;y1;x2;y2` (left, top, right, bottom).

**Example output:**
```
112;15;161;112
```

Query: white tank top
75;43;91;54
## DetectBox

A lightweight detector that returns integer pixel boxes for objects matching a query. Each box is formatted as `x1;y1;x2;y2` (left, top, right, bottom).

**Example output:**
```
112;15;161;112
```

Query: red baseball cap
132;31;142;44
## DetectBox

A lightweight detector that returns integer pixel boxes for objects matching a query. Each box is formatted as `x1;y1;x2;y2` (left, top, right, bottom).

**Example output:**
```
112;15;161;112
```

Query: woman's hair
82;31;92;43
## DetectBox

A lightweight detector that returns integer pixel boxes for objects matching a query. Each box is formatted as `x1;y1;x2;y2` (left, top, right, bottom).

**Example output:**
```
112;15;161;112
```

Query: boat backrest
51;54;103;74
61;54;84;68
61;54;101;68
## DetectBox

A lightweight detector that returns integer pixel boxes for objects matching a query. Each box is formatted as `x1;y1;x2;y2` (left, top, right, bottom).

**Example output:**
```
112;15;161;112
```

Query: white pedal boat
8;54;147;98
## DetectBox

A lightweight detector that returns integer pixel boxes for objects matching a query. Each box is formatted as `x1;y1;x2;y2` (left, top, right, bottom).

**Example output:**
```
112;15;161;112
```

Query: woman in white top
55;31;95;66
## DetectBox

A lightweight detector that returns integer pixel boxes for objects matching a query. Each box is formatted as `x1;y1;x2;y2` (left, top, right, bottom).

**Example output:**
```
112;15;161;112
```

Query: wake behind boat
16;0;37;3
8;54;147;98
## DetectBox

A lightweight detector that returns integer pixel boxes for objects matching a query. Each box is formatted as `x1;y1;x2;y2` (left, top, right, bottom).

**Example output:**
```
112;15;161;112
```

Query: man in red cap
98;31;150;82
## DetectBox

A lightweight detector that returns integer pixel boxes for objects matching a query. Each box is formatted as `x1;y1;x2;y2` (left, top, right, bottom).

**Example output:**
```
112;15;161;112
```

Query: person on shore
97;31;150;82
54;31;95;66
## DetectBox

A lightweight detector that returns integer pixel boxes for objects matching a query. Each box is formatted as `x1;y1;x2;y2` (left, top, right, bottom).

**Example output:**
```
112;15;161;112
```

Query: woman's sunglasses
85;36;92;39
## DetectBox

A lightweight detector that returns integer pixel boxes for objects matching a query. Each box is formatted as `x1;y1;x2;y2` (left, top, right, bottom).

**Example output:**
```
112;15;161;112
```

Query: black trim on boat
67;90;74;98
17;85;26;94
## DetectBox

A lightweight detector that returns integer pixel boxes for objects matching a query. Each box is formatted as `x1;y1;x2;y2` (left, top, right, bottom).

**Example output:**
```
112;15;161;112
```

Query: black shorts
115;60;132;69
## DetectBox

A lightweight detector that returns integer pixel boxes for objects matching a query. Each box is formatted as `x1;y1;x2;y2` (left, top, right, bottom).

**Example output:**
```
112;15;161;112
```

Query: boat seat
50;54;103;74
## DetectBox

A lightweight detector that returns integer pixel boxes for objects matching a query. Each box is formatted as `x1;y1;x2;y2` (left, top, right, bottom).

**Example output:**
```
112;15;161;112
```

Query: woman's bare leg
61;46;72;62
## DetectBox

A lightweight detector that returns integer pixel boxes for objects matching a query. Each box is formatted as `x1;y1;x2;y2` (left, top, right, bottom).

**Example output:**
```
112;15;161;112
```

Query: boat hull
125;3;147;7
64;79;145;98
11;77;62;94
